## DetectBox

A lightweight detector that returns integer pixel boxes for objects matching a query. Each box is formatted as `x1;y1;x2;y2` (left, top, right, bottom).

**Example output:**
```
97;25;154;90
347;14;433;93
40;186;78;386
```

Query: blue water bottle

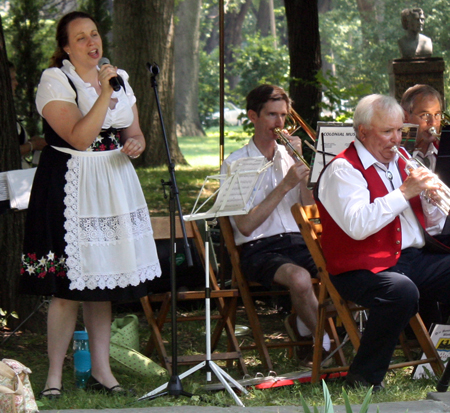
73;330;91;389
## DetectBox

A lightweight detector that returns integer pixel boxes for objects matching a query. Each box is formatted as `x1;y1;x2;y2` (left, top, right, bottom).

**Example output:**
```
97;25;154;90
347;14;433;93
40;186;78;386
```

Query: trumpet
428;112;450;141
274;109;316;169
429;126;441;140
391;145;450;215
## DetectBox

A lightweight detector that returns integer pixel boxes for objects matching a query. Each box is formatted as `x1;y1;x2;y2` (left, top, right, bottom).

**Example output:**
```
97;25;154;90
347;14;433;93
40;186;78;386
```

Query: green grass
1;300;439;411
178;126;249;168
136;126;250;217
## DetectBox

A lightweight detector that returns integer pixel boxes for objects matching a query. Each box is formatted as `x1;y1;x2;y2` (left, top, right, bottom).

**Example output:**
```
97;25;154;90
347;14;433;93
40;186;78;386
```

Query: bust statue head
401;8;425;33
398;8;432;58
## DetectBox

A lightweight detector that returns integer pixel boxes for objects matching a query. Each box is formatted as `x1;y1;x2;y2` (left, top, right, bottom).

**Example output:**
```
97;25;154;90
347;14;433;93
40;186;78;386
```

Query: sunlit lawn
136;126;250;216
177;125;249;168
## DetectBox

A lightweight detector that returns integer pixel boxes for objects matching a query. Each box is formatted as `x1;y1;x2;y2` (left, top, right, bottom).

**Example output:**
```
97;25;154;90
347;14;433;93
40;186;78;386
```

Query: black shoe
284;314;332;368
39;386;63;400
345;371;385;393
284;314;313;360
86;376;135;396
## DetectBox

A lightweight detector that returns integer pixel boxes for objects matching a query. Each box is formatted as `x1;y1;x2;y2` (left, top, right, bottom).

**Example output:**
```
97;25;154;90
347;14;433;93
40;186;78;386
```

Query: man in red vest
315;94;450;391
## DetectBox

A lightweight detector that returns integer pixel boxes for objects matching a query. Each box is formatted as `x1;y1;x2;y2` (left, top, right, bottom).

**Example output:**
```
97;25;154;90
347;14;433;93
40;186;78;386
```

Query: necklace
374;164;395;190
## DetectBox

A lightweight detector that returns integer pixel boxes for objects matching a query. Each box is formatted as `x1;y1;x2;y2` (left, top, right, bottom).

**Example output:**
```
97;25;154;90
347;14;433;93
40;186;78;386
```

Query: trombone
273;108;317;169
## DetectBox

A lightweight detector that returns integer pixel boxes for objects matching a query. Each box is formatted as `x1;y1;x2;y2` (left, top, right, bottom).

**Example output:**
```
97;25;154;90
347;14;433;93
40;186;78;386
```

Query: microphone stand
140;62;193;401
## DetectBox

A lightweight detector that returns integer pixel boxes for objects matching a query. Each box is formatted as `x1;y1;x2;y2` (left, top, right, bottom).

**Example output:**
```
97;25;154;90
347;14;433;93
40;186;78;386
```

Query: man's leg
331;270;419;385
274;263;318;335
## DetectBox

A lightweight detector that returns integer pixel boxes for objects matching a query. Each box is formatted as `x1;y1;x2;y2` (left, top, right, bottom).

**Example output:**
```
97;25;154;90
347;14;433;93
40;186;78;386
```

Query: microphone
98;57;121;91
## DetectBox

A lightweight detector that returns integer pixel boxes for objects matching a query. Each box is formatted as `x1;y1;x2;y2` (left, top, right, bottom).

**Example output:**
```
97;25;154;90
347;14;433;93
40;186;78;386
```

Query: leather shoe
345;371;385;393
39;386;63;400
86;376;135;396
284;314;332;367
284;313;313;360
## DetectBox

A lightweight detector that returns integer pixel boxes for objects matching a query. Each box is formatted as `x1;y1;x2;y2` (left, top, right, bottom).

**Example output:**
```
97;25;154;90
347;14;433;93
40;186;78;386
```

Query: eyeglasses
413;112;443;122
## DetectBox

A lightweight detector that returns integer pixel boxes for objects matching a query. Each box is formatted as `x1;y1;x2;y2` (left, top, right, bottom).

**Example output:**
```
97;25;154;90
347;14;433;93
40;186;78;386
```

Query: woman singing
20;11;161;398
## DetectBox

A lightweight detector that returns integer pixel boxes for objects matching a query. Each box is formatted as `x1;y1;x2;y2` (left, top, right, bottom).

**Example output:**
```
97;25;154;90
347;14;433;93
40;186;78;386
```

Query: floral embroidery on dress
87;130;122;151
21;251;67;279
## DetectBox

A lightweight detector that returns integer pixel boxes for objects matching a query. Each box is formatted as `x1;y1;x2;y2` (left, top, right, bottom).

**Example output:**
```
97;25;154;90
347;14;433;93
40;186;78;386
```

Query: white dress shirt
317;139;446;248
412;142;438;172
221;137;302;246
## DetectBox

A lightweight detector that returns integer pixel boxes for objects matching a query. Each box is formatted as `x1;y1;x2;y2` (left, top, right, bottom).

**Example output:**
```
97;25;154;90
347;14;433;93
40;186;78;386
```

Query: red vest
315;142;426;275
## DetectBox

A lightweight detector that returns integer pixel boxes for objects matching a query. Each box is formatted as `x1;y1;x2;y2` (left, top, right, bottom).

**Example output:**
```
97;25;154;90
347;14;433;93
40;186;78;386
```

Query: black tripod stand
437;360;450;392
139;62;193;401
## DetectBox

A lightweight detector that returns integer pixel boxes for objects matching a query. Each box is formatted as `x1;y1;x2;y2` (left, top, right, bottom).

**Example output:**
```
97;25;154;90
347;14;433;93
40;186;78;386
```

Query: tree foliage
0;12;39;329
231;34;290;100
319;0;450;111
78;0;112;60
5;0;52;136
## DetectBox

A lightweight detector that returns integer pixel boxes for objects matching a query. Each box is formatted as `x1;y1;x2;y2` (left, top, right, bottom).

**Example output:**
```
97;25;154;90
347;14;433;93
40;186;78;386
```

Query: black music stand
140;62;193;401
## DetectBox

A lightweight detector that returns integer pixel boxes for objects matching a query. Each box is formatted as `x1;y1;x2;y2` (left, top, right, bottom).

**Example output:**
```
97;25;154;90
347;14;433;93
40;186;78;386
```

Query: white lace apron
53;147;161;291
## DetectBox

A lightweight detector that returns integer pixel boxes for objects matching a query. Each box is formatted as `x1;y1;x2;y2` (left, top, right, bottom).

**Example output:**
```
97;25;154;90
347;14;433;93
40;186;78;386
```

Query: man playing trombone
316;94;450;391
221;84;330;366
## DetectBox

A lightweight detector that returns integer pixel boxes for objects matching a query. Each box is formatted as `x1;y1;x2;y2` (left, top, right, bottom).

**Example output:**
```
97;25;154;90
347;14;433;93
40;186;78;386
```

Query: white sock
296;316;312;336
296;316;331;351
322;333;331;352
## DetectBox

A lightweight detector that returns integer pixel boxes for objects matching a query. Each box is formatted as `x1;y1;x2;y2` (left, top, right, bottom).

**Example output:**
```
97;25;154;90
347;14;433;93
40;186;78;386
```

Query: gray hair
400;84;442;114
353;94;404;138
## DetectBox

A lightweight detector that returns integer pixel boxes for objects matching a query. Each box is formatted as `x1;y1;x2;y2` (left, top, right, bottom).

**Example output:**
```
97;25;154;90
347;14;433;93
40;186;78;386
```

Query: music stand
138;157;271;406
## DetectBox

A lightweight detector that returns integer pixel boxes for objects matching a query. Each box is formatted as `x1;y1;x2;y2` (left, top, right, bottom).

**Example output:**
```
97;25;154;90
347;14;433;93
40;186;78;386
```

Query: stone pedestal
388;57;445;103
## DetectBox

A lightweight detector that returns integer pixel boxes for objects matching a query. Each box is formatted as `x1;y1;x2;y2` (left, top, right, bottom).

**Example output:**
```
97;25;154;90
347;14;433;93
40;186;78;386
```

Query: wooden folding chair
140;216;247;375
291;203;444;383
219;215;344;372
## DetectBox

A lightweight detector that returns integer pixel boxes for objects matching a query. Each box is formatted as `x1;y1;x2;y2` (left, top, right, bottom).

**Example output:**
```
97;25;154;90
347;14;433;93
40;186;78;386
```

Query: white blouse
35;59;136;130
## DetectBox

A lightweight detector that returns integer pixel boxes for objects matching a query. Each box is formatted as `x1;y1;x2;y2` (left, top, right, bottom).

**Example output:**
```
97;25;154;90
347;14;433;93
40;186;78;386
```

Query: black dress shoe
345;371;385;393
39;386;63;400
86;375;135;396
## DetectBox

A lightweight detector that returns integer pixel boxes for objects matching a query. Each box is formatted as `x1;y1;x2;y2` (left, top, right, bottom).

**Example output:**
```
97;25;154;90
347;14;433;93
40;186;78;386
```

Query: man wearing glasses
401;84;449;330
401;84;443;171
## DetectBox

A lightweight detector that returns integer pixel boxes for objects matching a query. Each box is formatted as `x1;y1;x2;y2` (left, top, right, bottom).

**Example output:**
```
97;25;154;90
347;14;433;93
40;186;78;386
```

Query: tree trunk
174;0;205;137
0;15;40;330
202;4;220;54
256;0;277;47
113;0;186;166
284;0;322;129
224;0;253;91
356;0;381;45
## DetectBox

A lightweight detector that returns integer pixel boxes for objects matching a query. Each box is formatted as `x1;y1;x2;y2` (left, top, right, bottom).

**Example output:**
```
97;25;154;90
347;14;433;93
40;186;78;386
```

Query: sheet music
309;123;355;186
184;156;270;221
6;168;36;210
0;168;36;209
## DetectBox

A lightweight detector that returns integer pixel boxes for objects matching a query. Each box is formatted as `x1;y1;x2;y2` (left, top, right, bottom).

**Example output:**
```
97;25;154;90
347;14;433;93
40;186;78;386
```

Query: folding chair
291;203;444;383
219;215;344;372
140;216;247;375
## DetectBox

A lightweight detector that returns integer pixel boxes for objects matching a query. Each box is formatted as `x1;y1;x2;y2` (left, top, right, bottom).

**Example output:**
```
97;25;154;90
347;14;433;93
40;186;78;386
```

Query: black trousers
330;247;450;384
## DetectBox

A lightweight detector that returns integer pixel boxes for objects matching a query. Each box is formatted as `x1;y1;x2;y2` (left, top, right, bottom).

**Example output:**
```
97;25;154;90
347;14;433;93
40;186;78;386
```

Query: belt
241;233;289;249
